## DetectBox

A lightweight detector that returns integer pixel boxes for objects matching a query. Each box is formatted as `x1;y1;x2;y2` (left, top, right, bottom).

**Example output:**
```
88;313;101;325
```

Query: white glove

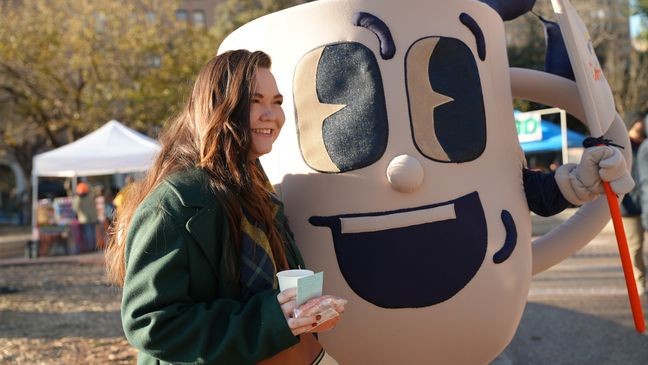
555;145;634;205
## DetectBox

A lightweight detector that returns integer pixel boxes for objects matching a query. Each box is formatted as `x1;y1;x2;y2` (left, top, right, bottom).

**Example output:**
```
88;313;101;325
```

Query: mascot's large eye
405;37;486;162
293;42;388;173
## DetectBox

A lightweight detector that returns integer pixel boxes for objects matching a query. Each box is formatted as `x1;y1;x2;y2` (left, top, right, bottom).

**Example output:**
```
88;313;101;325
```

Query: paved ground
497;210;648;365
500;232;648;364
2;209;648;364
0;253;134;364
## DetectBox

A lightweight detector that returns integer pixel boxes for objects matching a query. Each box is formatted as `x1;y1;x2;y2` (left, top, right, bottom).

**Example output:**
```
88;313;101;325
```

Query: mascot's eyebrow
352;12;395;60
459;13;486;61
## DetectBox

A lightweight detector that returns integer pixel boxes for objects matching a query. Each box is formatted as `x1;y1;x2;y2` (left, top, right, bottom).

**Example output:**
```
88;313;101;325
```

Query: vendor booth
30;120;160;256
519;118;587;154
516;110;588;171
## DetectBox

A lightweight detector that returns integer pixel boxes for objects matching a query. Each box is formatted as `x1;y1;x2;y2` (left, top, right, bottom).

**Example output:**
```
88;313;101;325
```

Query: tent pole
30;172;38;258
560;110;568;164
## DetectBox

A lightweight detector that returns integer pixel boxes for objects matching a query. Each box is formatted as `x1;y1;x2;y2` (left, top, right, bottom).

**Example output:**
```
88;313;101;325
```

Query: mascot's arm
554;146;634;206
523;169;572;217
510;67;632;274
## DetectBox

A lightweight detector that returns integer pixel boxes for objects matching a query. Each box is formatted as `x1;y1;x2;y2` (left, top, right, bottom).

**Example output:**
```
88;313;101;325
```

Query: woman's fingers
309;315;342;333
287;315;318;336
278;290;347;335
277;288;298;318
276;287;297;305
280;300;297;318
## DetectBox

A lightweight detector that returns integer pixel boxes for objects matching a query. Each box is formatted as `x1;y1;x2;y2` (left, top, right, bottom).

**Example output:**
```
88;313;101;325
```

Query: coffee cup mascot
219;0;633;363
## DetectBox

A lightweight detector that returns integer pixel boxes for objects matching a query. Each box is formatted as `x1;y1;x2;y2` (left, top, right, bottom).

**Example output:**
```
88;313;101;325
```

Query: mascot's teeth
339;203;456;234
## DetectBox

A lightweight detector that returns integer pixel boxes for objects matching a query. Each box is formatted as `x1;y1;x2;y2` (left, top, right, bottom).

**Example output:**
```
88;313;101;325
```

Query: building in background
177;0;225;27
1;0;224;27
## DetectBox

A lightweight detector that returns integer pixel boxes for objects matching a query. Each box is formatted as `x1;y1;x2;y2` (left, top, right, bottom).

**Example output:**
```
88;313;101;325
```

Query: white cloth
555;146;634;205
317;351;339;365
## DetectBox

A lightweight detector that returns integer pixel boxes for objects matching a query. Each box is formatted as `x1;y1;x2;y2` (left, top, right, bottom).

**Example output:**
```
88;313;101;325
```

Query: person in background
72;182;99;252
104;50;345;364
629;111;648;298
112;175;134;212
104;186;117;222
94;185;107;249
549;158;561;172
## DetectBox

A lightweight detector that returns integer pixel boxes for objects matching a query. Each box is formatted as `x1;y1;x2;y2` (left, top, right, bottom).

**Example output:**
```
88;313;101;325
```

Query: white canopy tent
33;120;160;177
31;120;161;239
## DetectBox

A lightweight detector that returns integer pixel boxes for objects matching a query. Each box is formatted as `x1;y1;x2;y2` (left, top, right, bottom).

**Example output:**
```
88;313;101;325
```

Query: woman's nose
260;105;276;120
386;154;424;193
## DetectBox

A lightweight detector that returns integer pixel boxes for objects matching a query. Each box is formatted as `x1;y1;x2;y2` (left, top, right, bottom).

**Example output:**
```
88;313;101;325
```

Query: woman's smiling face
248;67;285;160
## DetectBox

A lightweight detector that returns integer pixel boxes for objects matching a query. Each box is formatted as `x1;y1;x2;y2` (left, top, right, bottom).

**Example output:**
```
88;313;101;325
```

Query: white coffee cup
276;269;314;291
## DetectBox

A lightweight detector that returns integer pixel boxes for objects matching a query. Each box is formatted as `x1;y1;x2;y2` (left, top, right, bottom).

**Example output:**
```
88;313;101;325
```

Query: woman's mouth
252;128;273;135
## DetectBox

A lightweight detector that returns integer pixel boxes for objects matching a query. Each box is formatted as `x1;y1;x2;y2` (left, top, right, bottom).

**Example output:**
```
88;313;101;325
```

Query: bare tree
507;0;648;118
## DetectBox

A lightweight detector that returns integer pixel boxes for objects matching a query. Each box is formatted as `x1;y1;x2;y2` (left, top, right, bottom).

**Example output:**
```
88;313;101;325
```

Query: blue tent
519;119;587;153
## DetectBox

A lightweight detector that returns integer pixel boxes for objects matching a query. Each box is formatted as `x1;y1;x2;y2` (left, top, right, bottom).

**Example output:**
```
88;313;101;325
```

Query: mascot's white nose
386;154;424;193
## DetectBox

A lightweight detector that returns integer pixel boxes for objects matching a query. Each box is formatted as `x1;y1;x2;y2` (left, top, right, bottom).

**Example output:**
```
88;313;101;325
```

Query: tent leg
560;110;568;164
30;172;39;258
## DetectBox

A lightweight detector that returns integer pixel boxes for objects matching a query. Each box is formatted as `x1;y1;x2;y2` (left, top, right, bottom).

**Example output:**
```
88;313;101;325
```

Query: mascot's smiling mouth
310;191;517;308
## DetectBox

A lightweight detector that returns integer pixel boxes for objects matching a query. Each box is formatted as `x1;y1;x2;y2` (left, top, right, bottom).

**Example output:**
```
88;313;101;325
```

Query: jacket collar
165;167;214;208
165;168;225;276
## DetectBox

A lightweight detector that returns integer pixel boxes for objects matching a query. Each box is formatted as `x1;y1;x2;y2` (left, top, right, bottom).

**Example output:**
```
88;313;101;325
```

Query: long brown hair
105;50;289;286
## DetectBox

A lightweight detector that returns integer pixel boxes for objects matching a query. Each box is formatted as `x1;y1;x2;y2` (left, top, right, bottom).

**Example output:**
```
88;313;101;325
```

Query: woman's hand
307;297;345;333
310;316;342;333
277;288;318;336
293;294;347;333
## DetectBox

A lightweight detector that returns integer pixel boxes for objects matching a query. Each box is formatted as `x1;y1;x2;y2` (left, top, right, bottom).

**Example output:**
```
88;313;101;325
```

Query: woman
105;50;344;364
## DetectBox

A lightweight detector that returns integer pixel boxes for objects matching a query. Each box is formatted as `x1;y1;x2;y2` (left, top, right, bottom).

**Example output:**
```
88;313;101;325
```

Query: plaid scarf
238;196;283;303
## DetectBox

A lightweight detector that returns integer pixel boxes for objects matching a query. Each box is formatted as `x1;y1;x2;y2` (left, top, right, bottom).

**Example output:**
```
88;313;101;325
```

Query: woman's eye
293;42;388;173
405;36;486;163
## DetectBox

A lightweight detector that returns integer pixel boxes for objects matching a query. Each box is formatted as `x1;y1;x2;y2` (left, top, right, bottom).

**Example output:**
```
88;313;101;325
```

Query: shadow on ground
0;310;124;338
504;302;648;365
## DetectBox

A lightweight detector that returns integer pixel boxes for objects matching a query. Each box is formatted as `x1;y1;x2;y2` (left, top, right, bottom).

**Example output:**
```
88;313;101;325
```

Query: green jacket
121;168;305;364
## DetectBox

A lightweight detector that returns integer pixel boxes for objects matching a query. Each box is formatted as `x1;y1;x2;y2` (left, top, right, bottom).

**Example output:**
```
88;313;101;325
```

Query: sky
630;0;645;37
630;14;643;37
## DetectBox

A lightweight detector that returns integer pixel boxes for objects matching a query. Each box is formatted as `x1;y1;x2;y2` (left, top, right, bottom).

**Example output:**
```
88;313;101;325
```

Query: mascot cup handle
509;67;631;275
513;69;645;333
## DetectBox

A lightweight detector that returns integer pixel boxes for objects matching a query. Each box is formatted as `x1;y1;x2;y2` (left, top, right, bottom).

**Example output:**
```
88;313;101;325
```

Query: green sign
515;113;542;143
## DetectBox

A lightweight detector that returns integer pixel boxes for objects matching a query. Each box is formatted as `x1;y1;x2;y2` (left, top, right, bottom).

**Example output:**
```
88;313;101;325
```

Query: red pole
603;181;645;333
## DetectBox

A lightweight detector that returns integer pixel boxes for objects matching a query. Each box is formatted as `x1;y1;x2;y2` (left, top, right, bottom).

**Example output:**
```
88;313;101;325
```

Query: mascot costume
219;0;635;363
